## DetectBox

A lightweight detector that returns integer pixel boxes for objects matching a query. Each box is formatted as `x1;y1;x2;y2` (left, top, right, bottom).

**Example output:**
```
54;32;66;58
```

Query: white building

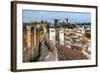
59;28;64;45
49;28;56;45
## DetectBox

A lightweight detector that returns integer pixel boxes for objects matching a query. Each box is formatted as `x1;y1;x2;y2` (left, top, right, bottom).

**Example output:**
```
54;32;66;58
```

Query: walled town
23;18;91;62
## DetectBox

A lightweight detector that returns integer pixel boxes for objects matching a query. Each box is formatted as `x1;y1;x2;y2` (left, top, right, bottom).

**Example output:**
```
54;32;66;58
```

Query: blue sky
22;10;91;23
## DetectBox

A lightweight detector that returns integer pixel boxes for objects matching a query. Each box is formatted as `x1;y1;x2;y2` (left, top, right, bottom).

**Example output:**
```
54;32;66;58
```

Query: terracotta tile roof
56;44;87;60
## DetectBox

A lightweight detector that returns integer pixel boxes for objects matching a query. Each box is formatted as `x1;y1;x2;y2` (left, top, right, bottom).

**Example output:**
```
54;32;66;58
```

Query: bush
85;32;91;39
64;24;76;29
56;31;59;41
30;50;39;62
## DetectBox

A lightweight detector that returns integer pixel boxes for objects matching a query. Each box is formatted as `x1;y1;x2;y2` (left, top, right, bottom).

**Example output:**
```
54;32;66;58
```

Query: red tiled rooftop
56;44;87;60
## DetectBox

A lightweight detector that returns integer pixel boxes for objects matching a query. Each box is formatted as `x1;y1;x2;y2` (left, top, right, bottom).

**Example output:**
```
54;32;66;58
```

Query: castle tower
65;18;68;24
54;19;59;27
26;25;31;48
